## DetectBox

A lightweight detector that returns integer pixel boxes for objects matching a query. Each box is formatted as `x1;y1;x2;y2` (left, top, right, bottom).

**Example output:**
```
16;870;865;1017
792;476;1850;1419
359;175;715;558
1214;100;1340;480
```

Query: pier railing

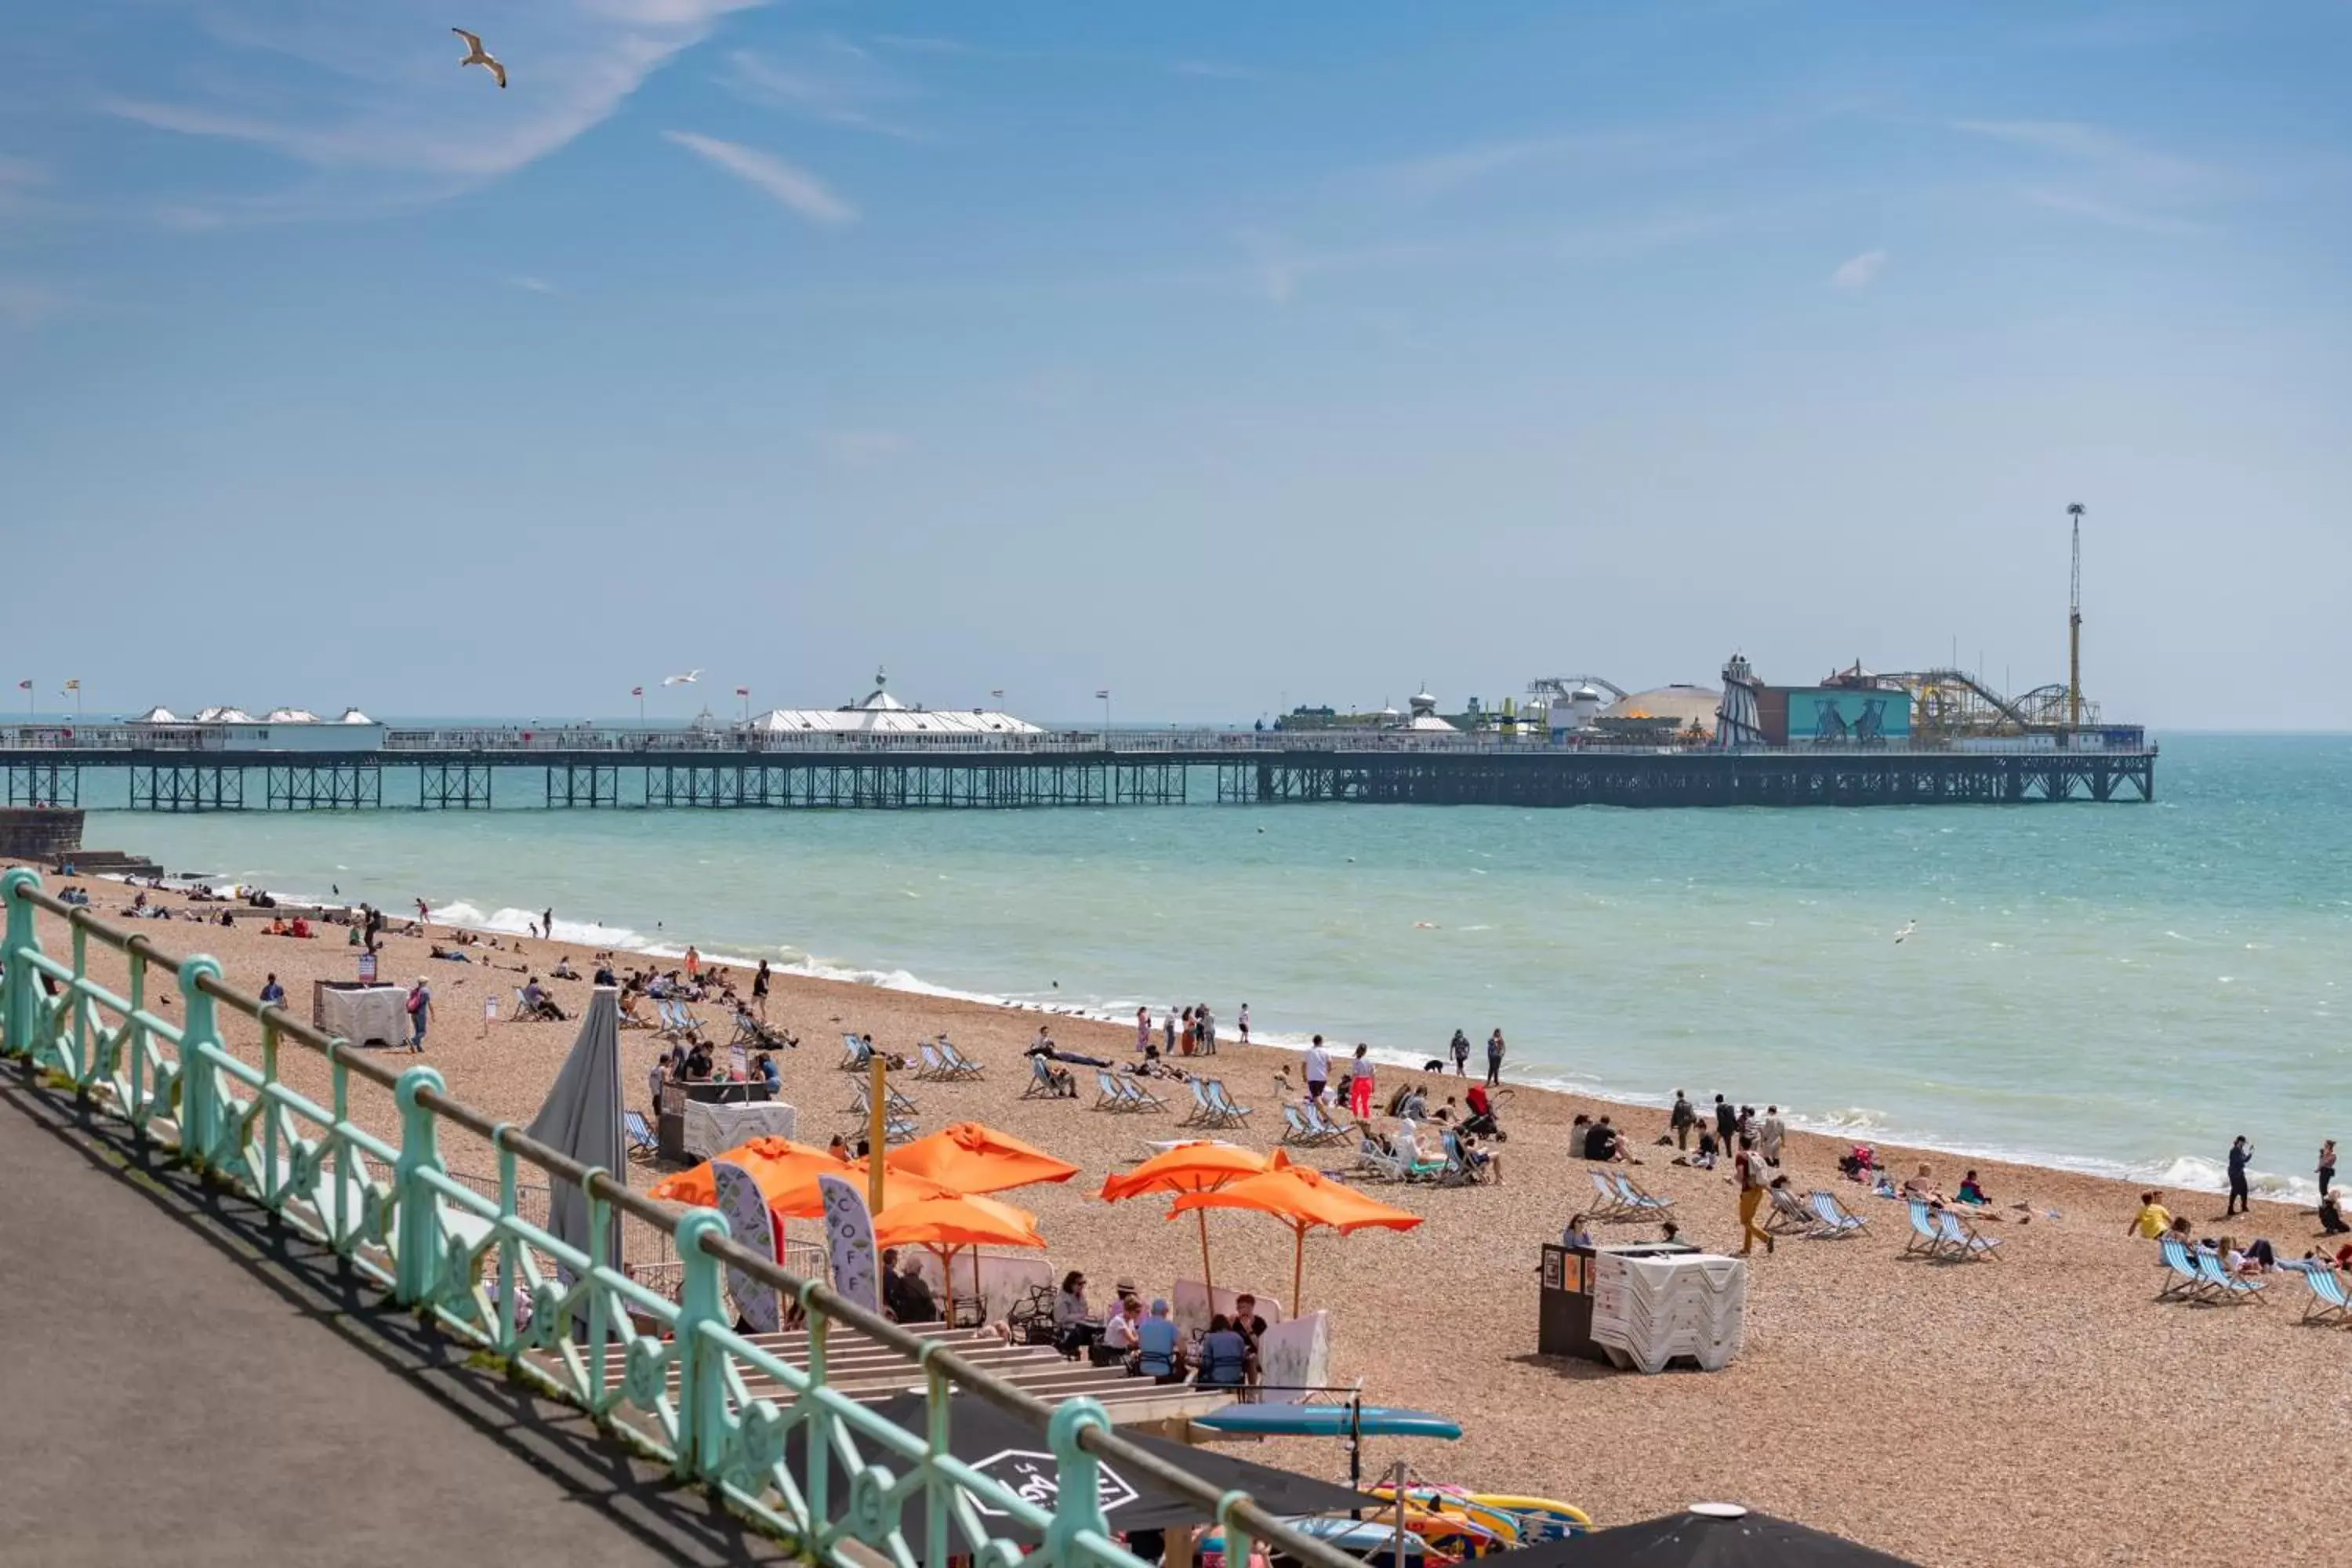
0;868;1356;1568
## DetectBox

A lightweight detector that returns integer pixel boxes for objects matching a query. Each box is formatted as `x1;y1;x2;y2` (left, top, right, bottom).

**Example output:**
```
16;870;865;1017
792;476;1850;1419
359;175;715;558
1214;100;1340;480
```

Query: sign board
818;1174;880;1315
712;1158;782;1332
1254;1308;1329;1404
967;1450;1140;1519
357;952;377;983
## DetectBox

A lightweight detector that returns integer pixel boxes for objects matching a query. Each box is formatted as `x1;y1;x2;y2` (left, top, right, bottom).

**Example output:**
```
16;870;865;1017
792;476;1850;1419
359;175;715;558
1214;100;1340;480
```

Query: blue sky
2;2;2347;726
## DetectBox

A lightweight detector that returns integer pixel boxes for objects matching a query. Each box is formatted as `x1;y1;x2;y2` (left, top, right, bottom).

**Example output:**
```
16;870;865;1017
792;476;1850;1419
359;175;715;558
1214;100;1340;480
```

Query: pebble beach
13;868;2351;1568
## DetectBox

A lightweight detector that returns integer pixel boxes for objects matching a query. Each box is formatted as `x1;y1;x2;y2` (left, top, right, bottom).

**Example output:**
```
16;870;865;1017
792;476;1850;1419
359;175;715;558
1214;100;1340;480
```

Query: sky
2;2;2347;728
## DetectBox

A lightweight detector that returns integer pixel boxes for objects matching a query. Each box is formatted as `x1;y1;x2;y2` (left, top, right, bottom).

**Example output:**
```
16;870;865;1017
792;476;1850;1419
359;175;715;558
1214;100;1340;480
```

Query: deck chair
1357;1134;1439;1184
1610;1171;1673;1217
1902;1199;1952;1258
2299;1265;2352;1327
1021;1055;1069;1100
1280;1104;1318;1145
1764;1185;1821;1236
2157;1236;2212;1303
1302;1098;1352;1145
1181;1078;1219;1127
2194;1250;2265;1303
1437;1131;1494;1187
1117;1076;1170;1115
623;1110;659;1163
1583;1167;1634;1221
1093;1070;1135;1112
847;1080;918;1119
937;1039;986;1080
730;1009;764;1047
916;1041;953;1081
840;1033;873;1071
1935;1207;2002;1261
1206;1080;1251;1127
1806;1190;1870;1238
617;993;657;1031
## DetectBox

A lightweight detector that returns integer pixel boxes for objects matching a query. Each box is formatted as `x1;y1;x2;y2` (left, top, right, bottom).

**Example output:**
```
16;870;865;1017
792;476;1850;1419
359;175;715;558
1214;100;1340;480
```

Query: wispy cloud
1368;121;1781;209
507;274;561;296
869;33;1011;60
1829;249;1888;289
0;278;64;328
663;131;857;226
2021;189;2204;237
724;45;926;140
1948;118;2215;192
89;1;765;219
810;428;908;464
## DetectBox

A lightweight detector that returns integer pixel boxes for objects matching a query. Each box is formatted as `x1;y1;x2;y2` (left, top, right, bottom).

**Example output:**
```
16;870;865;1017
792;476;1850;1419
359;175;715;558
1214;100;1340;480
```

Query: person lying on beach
428;945;470;963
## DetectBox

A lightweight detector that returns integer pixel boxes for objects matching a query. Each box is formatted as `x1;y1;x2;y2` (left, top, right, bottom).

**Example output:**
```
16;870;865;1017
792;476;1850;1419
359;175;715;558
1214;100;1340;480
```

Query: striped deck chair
914;1041;950;1080
1093;1070;1134;1112
1437;1131;1495;1188
1302;1098;1352;1145
623;1110;659;1163
1902;1199;1953;1258
1611;1171;1673;1217
846;1080;918;1119
1181;1078;1220;1127
2195;1250;2265;1304
1764;1184;1822;1236
839;1033;873;1071
1118;1075;1170;1115
1935;1207;2002;1261
936;1039;986;1080
1806;1189;1870;1238
1280;1104;1316;1145
1584;1167;1635;1221
1206;1080;1251;1127
1021;1055;1070;1100
2157;1236;2212;1302
2299;1265;2352;1327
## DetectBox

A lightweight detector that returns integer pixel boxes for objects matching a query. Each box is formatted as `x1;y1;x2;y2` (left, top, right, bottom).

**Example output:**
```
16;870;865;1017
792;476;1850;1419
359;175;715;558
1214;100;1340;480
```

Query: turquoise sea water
83;734;2351;1200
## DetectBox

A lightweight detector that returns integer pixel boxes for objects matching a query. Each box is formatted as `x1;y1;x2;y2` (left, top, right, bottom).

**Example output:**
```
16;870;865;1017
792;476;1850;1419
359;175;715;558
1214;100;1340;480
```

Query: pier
0;728;2155;811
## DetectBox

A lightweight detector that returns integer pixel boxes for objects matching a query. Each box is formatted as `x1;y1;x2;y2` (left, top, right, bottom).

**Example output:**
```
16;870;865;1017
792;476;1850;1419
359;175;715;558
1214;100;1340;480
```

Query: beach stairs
1588;1249;1748;1374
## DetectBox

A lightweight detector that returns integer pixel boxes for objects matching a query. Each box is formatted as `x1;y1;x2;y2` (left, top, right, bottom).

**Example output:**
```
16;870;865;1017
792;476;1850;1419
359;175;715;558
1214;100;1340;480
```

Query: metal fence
0;868;1356;1568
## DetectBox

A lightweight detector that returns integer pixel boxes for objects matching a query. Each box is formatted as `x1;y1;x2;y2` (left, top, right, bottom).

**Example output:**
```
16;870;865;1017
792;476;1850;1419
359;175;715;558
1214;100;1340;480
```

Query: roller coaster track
1882;668;2038;731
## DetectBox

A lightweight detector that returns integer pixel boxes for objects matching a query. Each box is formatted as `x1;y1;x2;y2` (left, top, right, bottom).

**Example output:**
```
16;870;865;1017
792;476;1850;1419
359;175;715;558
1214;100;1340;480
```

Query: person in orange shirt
684;945;702;981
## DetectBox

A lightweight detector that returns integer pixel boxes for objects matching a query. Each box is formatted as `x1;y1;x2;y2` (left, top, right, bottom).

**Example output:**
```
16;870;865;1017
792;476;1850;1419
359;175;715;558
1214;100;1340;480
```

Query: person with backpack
1735;1135;1775;1256
405;976;432;1054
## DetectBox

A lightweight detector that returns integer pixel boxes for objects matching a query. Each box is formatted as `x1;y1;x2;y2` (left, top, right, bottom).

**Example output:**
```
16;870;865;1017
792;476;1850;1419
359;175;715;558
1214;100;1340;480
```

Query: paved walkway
0;1081;782;1566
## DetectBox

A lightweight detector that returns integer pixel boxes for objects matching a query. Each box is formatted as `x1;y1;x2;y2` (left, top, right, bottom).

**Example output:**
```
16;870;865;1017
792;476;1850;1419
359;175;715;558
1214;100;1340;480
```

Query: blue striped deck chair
1206;1080;1251;1127
623;1109;658;1162
1585;1167;1634;1221
1181;1078;1218;1127
1902;1199;1952;1258
1612;1171;1673;1217
915;1040;952;1081
2157;1236;2211;1302
2195;1250;2266;1303
1119;1075;1170;1115
1093;1070;1133;1112
2299;1265;2352;1327
937;1039;986;1080
1302;1098;1352;1145
1935;1207;2002;1261
1807;1189;1869;1238
1280;1104;1315;1145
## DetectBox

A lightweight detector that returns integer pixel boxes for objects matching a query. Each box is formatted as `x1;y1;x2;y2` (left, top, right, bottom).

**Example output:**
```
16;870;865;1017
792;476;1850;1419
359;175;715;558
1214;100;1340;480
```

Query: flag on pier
630;685;644;697
61;679;78;692
14;681;27;691
735;687;750;697
1095;688;1110;699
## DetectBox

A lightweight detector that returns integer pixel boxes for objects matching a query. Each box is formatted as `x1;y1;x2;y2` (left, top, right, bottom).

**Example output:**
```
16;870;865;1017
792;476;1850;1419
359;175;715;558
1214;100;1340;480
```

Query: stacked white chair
1588;1247;1748;1374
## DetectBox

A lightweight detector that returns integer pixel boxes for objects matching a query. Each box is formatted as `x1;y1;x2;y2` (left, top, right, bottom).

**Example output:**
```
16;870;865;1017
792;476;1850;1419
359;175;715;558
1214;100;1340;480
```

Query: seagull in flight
1894;920;1918;944
452;28;507;89
661;669;704;688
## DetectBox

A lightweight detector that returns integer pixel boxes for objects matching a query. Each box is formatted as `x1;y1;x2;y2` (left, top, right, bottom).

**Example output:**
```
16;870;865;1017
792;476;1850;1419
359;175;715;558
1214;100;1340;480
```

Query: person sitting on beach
1561;1213;1594;1250
2128;1191;2174;1240
1135;1299;1184;1383
521;978;565;1022
267;916;289;936
1393;1083;1429;1123
1584;1117;1624;1163
428;944;470;963
1955;1171;1992;1207
753;1052;781;1094
552;956;579;981
289;916;312;939
1675;1130;1719;1171
1101;1294;1143;1356
1194;1314;1254;1390
1902;1163;1945;1203
2321;1190;2350;1236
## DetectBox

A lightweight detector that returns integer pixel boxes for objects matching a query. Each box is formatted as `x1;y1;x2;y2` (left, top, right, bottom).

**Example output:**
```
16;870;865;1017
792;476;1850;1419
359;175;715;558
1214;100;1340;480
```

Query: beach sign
818;1174;880;1315
712;1158;782;1332
1255;1308;1329;1404
357;952;377;983
730;1041;748;1082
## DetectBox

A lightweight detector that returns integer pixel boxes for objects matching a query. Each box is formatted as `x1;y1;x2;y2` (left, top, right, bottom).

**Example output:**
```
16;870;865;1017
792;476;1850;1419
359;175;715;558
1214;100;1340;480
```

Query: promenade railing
0;868;1358;1568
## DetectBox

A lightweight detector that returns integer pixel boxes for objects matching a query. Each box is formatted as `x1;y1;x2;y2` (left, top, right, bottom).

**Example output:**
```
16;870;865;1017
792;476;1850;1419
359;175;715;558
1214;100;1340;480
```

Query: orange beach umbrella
1099;1141;1274;1295
873;1190;1047;1321
1166;1149;1421;1311
647;1135;846;1209
887;1122;1081;1196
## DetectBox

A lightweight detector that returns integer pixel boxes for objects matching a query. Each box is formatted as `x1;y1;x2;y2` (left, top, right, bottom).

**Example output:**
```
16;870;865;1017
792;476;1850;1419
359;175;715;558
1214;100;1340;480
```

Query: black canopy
1489;1504;1917;1567
782;1391;1367;1545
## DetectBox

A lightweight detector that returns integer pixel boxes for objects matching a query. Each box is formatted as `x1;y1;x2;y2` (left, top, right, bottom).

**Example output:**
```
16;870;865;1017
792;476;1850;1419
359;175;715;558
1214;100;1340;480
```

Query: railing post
176;955;226;1166
671;1210;729;1480
391;1065;448;1307
1045;1399;1114;1566
0;867;41;1058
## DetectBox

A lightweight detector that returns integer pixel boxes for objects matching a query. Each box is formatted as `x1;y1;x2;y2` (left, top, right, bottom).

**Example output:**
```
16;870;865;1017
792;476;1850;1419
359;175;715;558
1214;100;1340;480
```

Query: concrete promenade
0;1076;785;1566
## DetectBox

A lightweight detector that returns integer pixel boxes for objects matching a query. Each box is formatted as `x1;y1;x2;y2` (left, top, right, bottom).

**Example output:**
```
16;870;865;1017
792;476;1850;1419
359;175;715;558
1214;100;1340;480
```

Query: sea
74;732;2350;1203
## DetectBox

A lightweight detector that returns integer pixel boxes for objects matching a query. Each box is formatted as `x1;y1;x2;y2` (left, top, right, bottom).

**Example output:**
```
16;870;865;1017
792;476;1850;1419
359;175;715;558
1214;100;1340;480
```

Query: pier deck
0;732;2156;811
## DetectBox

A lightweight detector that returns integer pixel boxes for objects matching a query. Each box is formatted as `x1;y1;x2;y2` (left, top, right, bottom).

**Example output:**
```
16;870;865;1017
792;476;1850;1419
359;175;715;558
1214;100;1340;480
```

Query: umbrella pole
1198;1207;1214;1297
867;1054;888;1212
1291;1222;1304;1316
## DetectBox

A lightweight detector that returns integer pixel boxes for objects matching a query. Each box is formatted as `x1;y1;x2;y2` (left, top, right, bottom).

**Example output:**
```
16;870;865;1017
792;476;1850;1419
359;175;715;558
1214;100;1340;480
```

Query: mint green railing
1;868;1356;1568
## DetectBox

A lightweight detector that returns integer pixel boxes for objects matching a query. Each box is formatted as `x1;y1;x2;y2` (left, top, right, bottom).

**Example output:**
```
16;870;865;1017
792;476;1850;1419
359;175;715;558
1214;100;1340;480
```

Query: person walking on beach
1349;1044;1376;1121
1237;1003;1250;1044
1163;1007;1178;1056
753;959;771;1021
405;976;432;1054
543;907;554;941
1303;1036;1330;1103
1136;1007;1151;1054
1670;1090;1696;1149
2226;1135;2253;1216
1714;1094;1737;1150
2320;1139;2337;1200
685;945;702;982
1735;1136;1774;1256
1759;1105;1786;1167
1484;1029;1505;1088
1451;1029;1471;1077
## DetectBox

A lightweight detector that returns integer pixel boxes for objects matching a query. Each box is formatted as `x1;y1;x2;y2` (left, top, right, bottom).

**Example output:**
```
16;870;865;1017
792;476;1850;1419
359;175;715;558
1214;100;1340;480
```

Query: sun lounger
2157;1236;2212;1303
936;1039;986;1080
1765;1185;1821;1236
1119;1076;1170;1115
1301;1098;1351;1145
1584;1167;1635;1221
1610;1171;1673;1217
1934;1207;2002;1261
1902;1199;1952;1258
2194;1250;2265;1303
1022;1055;1073;1100
840;1033;873;1071
916;1041;953;1081
1807;1189;1871;1238
1181;1078;1220;1127
1437;1131;1495;1187
2299;1265;2352;1327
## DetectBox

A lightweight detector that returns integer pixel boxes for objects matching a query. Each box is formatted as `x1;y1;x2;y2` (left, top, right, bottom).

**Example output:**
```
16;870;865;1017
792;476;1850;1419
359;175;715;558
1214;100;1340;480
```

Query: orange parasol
887;1122;1081;1196
773;1160;958;1220
873;1189;1047;1322
1098;1141;1273;1294
1165;1149;1421;1310
647;1135;847;1208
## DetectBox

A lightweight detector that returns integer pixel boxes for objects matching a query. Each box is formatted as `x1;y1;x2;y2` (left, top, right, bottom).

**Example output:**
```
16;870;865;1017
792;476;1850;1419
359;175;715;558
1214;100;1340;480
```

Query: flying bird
662;670;704;687
1895;920;1917;944
452;28;507;89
